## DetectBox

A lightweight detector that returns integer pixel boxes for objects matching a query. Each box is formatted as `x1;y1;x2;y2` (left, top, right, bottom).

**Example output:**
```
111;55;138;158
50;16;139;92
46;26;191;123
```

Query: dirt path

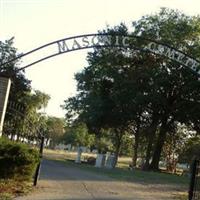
16;159;181;200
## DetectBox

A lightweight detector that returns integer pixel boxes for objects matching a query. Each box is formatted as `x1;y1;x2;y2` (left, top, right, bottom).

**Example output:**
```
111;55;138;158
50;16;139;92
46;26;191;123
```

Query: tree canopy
63;8;200;170
0;38;65;145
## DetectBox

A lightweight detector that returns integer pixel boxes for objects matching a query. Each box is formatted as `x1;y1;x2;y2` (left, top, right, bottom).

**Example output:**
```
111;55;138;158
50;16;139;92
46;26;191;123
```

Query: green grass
50;158;189;200
44;150;189;200
70;160;188;185
46;153;189;187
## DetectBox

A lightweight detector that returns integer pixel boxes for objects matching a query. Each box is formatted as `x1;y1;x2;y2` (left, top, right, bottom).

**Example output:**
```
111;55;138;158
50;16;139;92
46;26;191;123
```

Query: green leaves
0;138;40;180
63;123;95;148
63;9;200;170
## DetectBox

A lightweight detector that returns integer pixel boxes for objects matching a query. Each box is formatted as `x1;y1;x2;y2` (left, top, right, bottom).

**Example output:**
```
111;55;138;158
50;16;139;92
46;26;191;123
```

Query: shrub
0;138;40;180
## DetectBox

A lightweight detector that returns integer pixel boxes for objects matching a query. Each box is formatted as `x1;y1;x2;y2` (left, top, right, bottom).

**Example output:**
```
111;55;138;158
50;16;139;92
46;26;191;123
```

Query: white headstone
0;77;11;137
95;154;106;168
75;147;82;163
105;154;116;169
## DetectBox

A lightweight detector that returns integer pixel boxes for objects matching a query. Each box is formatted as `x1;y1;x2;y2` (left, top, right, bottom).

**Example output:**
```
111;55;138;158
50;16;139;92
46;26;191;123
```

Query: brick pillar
0;77;11;137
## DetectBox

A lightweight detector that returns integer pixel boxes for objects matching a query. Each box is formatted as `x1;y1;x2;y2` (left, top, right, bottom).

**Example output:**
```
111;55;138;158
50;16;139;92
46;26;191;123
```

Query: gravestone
75;147;83;163
95;154;106;168
0;77;11;137
105;154;116;169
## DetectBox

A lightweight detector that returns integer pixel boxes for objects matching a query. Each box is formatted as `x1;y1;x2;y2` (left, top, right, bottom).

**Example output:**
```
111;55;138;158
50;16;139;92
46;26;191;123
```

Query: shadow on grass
41;157;189;188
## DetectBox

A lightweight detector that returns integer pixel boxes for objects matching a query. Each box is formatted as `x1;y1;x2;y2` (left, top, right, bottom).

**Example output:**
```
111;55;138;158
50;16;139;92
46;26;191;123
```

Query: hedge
0;138;40;180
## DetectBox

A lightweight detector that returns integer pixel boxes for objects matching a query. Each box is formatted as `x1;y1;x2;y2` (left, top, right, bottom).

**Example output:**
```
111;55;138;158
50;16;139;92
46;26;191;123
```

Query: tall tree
0;38;31;103
45;116;65;147
63;123;95;148
64;9;200;171
132;8;200;170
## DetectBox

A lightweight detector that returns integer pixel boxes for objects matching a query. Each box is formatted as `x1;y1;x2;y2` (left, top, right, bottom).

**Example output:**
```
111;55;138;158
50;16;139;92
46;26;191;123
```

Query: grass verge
44;150;190;200
44;151;189;186
0;179;32;200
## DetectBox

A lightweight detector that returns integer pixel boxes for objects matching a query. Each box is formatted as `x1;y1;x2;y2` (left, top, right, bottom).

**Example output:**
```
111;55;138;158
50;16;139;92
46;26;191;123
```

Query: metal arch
1;33;200;76
18;44;123;71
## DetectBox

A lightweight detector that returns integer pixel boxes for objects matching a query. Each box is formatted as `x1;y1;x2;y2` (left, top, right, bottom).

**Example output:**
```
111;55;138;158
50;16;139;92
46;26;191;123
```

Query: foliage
0;38;31;101
95;136;113;154
178;136;200;164
63;8;200;171
0;38;53;144
4;90;50;143
0;138;40;180
0;38;31;137
120;133;133;156
63;123;95;148
162;124;191;172
45;116;65;147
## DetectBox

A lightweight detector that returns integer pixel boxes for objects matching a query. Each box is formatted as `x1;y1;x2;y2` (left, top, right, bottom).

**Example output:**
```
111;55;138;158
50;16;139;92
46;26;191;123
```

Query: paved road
16;159;181;200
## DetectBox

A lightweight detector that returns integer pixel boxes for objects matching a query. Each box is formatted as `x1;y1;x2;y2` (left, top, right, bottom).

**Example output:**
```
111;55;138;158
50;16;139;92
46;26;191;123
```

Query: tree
0;38;31;100
178;136;200;165
132;8;200;170
63;24;133;167
63;8;200;171
0;38;32;138
0;39;52;142
63;123;95;148
4;89;50;142
120;132;132;156
162;124;189;172
23;90;50;142
45;116;65;147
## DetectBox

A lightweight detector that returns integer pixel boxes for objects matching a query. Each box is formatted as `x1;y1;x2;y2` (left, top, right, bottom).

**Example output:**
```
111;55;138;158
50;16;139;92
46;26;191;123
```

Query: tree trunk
132;136;139;167
132;127;140;167
113;129;123;168
150;117;168;171
113;140;121;168
16;133;20;142
10;133;15;141
143;135;153;170
142;117;159;170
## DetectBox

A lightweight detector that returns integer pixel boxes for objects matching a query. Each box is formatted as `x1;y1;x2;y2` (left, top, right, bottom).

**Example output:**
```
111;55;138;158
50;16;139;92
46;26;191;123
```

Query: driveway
16;159;181;200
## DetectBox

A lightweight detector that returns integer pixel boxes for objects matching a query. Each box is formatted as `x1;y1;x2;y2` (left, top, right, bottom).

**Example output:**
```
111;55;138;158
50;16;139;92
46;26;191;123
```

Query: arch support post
0;77;11;137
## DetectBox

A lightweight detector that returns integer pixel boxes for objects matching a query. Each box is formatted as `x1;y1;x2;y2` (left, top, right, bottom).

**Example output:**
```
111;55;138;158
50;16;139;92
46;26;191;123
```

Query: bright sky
1;0;200;117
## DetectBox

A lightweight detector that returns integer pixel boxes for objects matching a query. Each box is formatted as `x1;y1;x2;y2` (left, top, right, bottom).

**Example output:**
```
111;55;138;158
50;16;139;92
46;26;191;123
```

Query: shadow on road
40;159;113;182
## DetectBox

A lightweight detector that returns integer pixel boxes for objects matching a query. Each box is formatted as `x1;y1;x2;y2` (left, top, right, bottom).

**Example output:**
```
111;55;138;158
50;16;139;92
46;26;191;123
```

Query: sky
1;0;200;118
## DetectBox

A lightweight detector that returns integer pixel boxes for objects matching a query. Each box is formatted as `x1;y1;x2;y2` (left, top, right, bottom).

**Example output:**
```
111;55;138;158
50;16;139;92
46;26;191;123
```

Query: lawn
44;149;189;200
44;149;189;186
